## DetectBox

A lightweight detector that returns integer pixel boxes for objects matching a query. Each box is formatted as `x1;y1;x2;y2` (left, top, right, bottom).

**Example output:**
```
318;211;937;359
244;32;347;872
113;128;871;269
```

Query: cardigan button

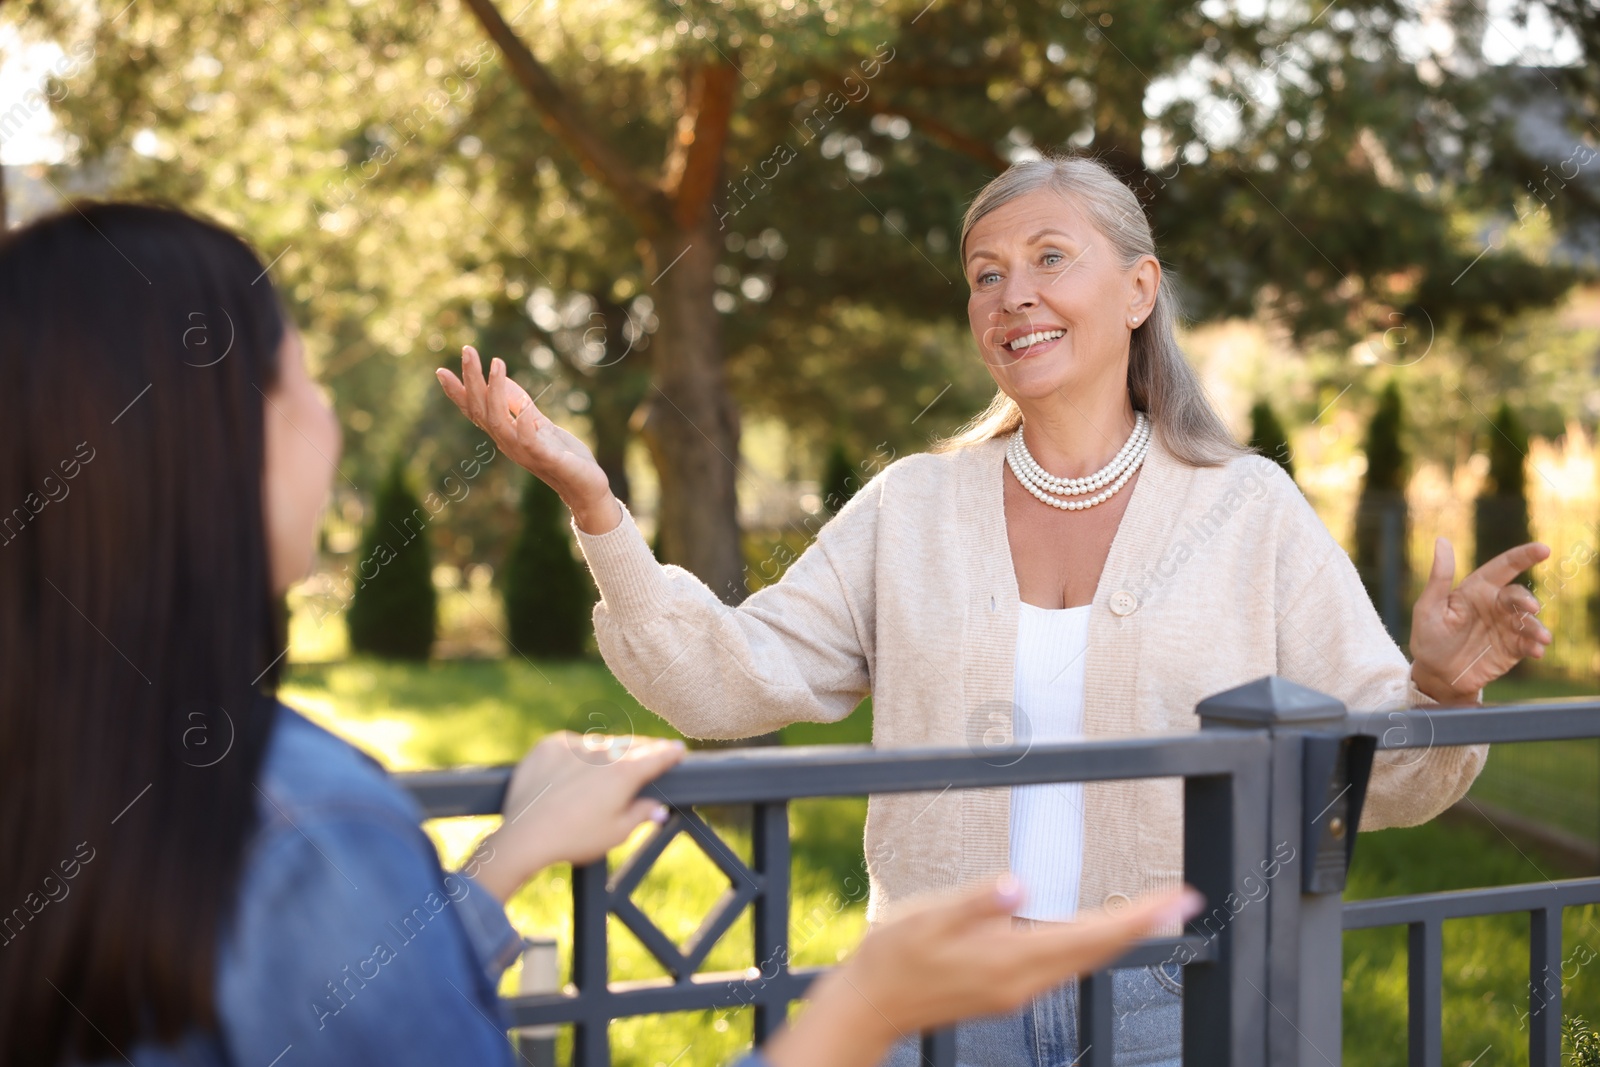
1109;590;1138;616
1104;892;1133;912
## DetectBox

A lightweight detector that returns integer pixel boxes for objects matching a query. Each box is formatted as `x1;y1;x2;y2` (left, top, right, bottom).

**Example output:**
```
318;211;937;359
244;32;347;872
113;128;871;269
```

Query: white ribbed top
1009;601;1090;921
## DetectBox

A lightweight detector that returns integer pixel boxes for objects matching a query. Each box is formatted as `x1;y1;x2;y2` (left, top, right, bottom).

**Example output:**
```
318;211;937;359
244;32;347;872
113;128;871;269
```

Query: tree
1474;401;1534;589
347;458;438;660
1354;382;1410;644
501;475;593;658
459;0;753;601
38;0;1600;602
820;439;860;514
1247;399;1295;483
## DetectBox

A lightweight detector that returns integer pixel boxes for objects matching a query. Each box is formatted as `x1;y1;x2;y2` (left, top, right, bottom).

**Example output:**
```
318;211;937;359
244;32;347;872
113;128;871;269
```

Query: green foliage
1474;402;1533;588
820;439;860;514
1246;399;1295;482
1354;383;1411;642
1485;401;1530;499
347;458;438;660
46;0;1599;503
1361;382;1409;495
501;476;593;659
1568;1016;1600;1066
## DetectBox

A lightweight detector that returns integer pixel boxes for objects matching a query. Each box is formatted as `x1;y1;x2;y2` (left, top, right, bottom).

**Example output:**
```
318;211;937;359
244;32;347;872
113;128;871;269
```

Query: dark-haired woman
0;202;1199;1067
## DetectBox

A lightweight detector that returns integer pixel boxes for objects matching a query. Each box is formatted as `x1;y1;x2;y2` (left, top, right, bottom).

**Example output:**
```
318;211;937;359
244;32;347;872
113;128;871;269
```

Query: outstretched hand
1409;537;1552;704
761;880;1204;1067
435;345;621;533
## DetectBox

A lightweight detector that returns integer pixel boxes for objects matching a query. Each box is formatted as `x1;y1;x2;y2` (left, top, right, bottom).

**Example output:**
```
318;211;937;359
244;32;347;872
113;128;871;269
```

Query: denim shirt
95;705;773;1067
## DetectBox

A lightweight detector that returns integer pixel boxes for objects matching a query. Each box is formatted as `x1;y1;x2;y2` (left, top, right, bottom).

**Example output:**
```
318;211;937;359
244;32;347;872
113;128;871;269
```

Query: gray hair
933;153;1245;467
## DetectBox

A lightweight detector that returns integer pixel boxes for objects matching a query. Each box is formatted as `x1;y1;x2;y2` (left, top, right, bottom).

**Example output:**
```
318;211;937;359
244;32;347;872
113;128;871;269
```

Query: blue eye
1042;251;1064;266
977;270;1000;285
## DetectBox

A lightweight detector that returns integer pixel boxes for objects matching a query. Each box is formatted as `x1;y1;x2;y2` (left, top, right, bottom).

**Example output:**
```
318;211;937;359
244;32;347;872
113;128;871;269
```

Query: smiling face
963;187;1159;409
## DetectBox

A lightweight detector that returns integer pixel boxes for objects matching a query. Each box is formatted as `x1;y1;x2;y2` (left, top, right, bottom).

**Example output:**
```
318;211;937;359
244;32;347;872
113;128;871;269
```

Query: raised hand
466;732;687;903
1409;537;1553;704
435;345;621;533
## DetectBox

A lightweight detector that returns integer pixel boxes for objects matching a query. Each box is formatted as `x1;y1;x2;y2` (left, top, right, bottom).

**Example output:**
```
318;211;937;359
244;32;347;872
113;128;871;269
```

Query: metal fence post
1196;676;1371;1067
513;937;560;1067
1185;684;1273;1067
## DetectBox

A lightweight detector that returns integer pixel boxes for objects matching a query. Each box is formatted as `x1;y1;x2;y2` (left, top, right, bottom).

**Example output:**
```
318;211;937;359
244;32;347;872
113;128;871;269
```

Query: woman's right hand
761;879;1205;1067
435;345;621;534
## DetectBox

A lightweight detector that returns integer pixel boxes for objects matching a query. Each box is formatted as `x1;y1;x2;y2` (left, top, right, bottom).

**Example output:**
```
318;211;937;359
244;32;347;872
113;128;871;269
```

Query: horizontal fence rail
1349;699;1600;748
393;679;1600;1067
402;731;1272;812
405;726;1274;1067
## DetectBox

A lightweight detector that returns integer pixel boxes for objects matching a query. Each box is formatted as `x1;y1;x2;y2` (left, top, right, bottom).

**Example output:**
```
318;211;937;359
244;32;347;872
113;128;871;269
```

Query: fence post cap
1196;675;1346;730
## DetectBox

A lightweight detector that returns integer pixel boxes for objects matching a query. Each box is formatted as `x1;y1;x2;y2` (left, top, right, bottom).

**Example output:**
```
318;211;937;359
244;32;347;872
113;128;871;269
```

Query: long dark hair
0;203;288;1064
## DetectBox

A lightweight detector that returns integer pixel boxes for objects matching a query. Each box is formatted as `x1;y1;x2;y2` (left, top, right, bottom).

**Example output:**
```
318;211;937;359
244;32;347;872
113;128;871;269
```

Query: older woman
438;153;1550;1066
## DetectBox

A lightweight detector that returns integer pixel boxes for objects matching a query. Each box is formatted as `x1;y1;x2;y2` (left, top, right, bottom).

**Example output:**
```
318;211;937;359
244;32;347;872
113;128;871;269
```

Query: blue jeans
880;960;1184;1067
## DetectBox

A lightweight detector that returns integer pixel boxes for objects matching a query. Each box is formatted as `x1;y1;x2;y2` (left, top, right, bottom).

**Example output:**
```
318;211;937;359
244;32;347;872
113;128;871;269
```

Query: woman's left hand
466;732;687;903
1409;537;1552;704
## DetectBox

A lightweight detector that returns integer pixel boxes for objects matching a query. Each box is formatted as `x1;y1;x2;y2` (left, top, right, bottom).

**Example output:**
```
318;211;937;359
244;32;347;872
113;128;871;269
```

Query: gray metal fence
399;676;1600;1066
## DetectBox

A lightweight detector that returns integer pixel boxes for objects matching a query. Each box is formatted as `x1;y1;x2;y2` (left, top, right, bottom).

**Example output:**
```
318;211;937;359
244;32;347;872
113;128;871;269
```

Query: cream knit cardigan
571;430;1487;923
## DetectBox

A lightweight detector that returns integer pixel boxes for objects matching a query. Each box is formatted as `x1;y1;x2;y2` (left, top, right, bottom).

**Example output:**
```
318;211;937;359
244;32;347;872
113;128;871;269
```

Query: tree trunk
636;220;748;606
562;294;650;508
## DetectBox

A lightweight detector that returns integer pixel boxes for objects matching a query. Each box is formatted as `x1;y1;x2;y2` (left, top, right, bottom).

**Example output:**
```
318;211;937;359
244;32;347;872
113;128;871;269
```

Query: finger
484;357;516;438
624;797;671;828
1417;537;1455;609
1471;542;1552;590
1114;885;1206;934
1503;585;1542;617
1519;616;1553;646
1024;886;1203;974
538;730;580;757
937;875;1027;932
460;346;488;423
435;367;468;410
615;734;684;756
619;739;688;783
502;374;538;422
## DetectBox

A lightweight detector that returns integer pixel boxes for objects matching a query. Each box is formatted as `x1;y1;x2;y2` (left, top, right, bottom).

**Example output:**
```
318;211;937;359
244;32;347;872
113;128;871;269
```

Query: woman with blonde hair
440;152;1550;1065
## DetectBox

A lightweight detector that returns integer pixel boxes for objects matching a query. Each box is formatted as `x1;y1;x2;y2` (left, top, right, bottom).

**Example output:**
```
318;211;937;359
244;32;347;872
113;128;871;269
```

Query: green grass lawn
280;657;1600;1065
280;655;872;1066
1470;675;1600;841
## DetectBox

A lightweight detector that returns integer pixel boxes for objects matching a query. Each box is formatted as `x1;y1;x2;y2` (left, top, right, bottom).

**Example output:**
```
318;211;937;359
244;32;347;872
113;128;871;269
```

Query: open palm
436;346;612;509
1410;537;1552;702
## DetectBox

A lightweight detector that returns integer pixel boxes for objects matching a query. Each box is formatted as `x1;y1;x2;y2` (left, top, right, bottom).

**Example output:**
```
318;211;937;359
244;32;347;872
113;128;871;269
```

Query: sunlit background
6;0;1600;1061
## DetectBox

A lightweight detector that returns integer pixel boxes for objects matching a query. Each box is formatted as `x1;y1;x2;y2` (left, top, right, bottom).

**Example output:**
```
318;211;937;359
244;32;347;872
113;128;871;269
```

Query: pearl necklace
1006;413;1151;511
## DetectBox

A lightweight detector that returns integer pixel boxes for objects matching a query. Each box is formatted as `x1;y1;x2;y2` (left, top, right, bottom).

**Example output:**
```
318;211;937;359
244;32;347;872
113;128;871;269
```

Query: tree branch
661;61;740;231
460;0;670;233
861;98;1008;173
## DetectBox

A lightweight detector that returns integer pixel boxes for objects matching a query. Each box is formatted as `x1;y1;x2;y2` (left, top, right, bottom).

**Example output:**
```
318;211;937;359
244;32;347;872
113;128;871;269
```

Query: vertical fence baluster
1407;920;1442;1067
1529;907;1562;1066
919;1027;957;1066
1077;970;1115;1066
752;801;791;1043
572;858;611;1067
512;937;559;1067
1183;771;1242;1064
